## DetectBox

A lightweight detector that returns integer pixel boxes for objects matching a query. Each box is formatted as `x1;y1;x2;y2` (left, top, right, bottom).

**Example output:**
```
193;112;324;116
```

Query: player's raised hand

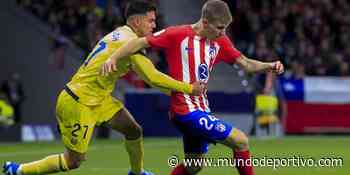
270;61;284;74
100;58;117;76
191;81;206;96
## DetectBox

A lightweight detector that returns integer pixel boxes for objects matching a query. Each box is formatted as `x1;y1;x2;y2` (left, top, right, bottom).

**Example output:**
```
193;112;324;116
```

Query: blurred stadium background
0;0;349;174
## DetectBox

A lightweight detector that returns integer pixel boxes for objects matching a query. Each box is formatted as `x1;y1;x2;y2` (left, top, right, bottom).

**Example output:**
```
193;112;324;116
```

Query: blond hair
201;0;232;24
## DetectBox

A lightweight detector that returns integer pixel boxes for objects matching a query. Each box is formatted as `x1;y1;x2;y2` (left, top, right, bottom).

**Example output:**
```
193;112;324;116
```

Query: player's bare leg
2;147;85;175
63;148;86;170
106;107;153;175
107;108;143;140
220;128;254;175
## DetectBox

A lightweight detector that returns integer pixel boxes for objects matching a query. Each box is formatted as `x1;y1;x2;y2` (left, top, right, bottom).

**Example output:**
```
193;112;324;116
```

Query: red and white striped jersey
146;25;241;115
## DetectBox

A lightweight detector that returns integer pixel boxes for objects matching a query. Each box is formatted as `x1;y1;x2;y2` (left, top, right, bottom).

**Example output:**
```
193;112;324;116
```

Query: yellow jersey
66;25;192;106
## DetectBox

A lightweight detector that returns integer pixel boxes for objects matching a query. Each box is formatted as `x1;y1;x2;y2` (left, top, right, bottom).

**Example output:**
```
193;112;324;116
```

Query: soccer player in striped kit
101;0;284;175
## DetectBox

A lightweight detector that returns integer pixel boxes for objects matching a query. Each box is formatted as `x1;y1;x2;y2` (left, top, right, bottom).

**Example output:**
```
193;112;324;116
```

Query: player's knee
225;128;250;151
68;160;84;170
64;151;86;170
234;132;249;151
125;123;143;140
132;123;143;138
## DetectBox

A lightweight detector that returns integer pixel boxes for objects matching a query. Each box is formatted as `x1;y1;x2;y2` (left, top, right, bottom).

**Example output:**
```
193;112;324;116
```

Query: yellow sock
125;137;144;174
20;154;69;175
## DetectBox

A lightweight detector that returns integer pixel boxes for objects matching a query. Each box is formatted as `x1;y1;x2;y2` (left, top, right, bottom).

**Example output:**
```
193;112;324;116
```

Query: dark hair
125;0;157;19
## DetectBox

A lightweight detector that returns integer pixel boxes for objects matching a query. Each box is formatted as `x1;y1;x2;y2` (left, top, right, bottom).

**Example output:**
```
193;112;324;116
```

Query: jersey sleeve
216;36;242;64
129;54;193;95
146;27;173;49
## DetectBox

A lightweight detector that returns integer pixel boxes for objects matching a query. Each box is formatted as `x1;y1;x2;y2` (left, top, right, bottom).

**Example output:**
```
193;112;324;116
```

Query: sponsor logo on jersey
111;32;120;41
198;63;209;81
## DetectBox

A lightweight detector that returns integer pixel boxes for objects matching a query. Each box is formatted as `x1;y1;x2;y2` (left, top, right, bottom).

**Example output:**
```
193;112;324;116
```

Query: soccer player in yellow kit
3;1;204;175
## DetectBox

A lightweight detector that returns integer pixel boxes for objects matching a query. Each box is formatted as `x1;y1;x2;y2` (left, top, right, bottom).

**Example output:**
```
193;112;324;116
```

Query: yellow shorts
56;90;123;153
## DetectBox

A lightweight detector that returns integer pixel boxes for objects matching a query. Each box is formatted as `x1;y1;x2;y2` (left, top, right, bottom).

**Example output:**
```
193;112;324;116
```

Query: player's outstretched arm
235;55;284;74
101;37;149;76
130;54;204;96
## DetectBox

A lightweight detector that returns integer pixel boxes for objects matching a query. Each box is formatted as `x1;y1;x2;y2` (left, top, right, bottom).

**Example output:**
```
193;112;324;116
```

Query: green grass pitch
1;136;348;175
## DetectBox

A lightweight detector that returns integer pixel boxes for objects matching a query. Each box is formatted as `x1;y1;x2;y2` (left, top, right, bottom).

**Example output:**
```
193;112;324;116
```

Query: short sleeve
216;36;242;64
146;28;172;49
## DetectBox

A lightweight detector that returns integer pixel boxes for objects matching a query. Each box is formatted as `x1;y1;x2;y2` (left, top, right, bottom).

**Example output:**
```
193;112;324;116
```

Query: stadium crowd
16;0;350;78
228;0;350;77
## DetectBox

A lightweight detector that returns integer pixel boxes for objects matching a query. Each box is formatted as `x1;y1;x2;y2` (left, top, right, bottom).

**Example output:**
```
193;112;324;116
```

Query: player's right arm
101;27;171;76
101;37;149;76
130;54;204;96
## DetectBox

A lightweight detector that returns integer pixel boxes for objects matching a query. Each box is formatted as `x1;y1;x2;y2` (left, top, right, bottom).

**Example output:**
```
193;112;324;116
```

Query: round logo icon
215;123;226;133
209;45;217;57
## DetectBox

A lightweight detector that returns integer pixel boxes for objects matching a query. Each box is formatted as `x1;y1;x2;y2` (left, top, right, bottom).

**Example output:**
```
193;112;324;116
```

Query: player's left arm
218;36;284;74
235;55;284;74
130;54;194;95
